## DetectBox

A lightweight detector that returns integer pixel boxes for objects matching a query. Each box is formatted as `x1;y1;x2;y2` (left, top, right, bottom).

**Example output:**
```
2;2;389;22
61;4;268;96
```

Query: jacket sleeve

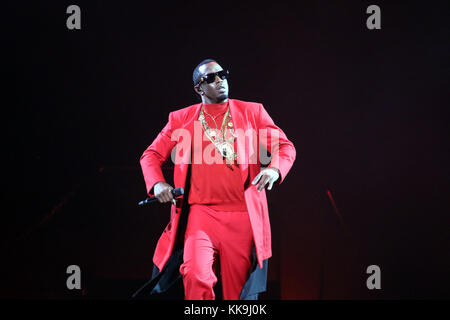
140;112;178;196
258;104;296;184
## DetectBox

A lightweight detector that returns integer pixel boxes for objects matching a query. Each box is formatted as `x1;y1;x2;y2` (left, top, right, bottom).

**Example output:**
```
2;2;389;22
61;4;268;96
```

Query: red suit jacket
140;98;296;272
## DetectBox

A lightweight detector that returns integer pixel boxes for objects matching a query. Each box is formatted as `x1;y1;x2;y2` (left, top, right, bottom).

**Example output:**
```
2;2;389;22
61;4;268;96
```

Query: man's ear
194;85;203;95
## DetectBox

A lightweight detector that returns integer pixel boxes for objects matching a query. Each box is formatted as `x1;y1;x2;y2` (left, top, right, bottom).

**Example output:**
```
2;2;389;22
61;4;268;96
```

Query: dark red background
3;0;449;299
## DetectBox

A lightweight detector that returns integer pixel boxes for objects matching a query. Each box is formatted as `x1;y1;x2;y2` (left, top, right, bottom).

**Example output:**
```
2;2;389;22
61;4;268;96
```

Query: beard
216;93;228;102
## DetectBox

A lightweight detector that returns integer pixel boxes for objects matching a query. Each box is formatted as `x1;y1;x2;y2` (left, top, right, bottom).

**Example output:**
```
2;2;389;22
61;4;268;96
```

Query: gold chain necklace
198;103;237;167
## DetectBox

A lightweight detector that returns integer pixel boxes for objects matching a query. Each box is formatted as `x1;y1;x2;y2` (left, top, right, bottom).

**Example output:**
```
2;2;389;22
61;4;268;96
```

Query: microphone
138;187;184;206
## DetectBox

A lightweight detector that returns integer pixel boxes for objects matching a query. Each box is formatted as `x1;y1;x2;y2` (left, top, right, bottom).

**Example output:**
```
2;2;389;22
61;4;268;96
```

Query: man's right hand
154;181;176;205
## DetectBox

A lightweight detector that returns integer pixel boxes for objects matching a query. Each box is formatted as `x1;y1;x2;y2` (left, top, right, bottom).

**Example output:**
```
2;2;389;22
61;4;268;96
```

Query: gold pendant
218;141;236;161
207;128;217;139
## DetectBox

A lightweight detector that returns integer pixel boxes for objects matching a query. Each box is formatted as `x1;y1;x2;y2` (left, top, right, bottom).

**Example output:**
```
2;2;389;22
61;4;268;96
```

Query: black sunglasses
197;70;230;86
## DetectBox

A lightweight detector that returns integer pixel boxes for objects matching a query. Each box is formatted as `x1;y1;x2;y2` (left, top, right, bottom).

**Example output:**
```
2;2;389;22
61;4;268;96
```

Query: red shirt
188;101;247;211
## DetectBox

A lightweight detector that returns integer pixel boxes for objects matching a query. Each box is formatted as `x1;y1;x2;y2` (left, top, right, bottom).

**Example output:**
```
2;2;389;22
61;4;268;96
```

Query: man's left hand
252;167;280;192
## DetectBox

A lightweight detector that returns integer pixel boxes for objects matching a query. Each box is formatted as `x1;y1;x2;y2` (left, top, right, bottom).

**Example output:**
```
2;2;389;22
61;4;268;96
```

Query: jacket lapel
229;99;250;186
174;103;202;190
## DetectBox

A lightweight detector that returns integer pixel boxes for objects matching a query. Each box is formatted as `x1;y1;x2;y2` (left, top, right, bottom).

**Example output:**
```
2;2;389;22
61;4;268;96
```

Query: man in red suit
136;59;296;300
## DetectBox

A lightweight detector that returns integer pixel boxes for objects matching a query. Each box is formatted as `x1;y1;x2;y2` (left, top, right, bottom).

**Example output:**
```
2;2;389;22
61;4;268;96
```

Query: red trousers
179;204;254;300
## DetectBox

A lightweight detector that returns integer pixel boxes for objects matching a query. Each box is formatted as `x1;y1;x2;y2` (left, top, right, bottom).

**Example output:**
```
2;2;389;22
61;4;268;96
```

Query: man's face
196;62;229;103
